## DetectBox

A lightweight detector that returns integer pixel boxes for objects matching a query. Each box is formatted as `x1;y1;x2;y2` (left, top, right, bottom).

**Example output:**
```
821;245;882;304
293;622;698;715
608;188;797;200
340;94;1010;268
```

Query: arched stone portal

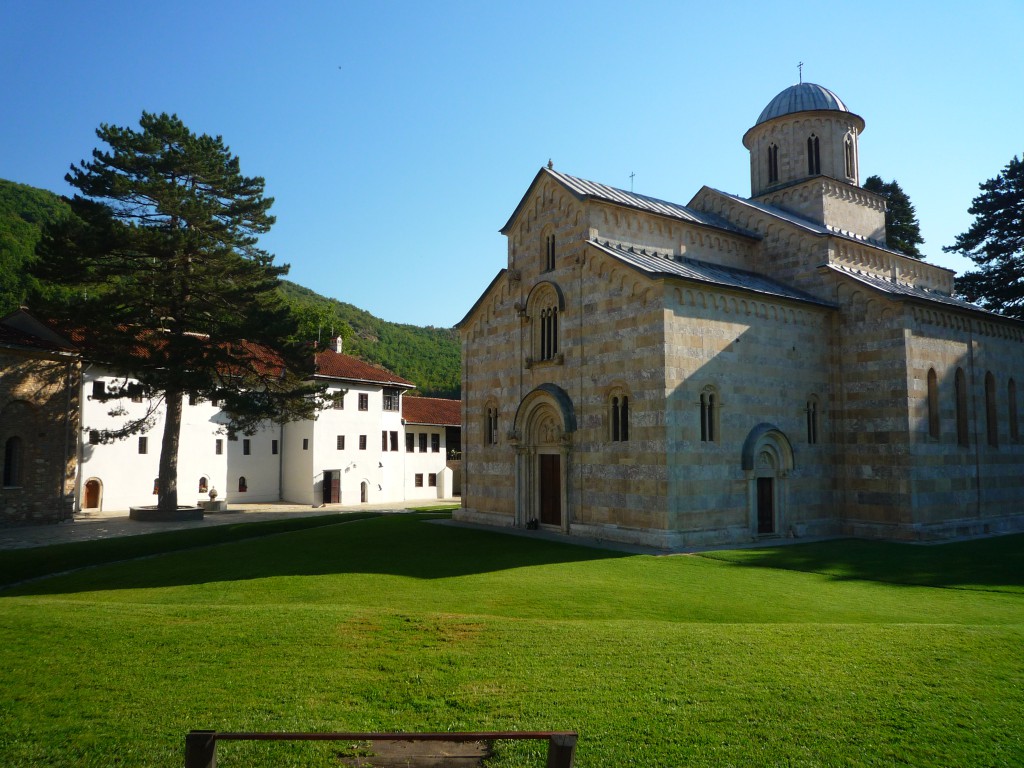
511;384;576;532
741;424;794;537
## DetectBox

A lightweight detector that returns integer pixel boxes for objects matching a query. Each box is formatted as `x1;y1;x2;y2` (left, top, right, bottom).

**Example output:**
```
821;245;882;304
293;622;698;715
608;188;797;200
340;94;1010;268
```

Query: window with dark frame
383;388;401;412
431;433;440;453
3;436;23;487
216;438;223;455
382;431;388;451
359;435;367;450
138;436;148;454
332;391;345;409
767;143;779;184
539;306;558;361
390;431;399;452
415;473;423;487
238;476;247;492
92;381;106;399
544;233;556;272
806;398;819;445
243;439;251;455
358;393;368;411
303;438;309;450
844;135;855;179
807;134;821;175
272;439;279;455
337;435;345;450
428;473;437;487
419;433;427;452
700;389;717;443
611;395;629;442
927;368;940;440
406;433;415;452
90;430;101;445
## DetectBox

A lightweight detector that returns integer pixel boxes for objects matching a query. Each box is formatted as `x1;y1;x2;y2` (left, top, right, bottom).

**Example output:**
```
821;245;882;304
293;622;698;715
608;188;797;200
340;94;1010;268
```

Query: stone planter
129;506;204;522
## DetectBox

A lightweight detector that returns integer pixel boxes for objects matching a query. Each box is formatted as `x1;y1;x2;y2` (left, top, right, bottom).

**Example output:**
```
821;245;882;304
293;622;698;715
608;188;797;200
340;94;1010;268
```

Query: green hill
0;178;71;315
1;179;461;398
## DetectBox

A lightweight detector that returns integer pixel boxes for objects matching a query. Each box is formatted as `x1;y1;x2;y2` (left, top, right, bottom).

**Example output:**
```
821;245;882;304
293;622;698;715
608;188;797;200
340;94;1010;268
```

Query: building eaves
402;396;461;427
589;239;834;308
824;264;1021;323
314;349;416;388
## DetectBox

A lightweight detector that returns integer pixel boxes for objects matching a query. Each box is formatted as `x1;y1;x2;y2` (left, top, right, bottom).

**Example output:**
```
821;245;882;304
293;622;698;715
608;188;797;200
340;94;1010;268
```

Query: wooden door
539;454;561;526
757;477;774;534
323;471;340;504
84;479;100;509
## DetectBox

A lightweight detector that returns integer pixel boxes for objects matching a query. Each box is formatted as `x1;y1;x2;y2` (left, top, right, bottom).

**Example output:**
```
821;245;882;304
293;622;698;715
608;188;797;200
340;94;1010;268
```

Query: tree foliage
0;179;70;314
945;156;1024;319
862;175;925;258
32;112;319;512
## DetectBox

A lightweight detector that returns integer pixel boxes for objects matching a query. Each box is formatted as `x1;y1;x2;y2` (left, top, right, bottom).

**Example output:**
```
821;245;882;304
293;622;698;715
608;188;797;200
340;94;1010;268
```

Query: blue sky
3;1;1022;327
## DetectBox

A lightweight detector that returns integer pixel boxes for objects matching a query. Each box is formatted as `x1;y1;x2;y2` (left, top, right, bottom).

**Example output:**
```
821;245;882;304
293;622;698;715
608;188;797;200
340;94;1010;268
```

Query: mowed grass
1;514;1022;767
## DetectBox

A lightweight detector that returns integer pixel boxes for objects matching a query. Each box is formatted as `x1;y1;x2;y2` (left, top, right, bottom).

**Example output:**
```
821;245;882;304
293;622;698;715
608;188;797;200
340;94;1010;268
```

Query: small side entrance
322;471;340;504
756;477;774;534
84;478;102;510
539;454;561;526
360;481;369;503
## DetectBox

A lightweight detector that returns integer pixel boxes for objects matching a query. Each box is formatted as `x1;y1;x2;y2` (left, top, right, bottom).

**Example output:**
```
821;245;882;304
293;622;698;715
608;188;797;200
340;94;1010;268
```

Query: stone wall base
841;513;1024;542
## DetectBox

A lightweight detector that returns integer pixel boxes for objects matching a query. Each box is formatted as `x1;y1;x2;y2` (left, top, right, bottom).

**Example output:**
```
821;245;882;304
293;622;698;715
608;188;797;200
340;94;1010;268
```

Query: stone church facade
456;83;1024;549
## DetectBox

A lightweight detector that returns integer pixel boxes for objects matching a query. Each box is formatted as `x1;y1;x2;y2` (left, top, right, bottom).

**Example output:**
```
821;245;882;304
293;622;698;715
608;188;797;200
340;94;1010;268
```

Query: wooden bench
184;729;577;767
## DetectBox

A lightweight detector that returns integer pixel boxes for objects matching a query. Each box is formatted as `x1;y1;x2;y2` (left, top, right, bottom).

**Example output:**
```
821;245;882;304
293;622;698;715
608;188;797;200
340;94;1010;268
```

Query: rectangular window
332;391;344;409
406;433;415;453
91;381;106;399
419;433;427;452
138;436;148;454
129;383;143;403
382;430;389;451
89;429;100;445
390;431;399;452
359;435;367;450
415;473;423;487
303;438;309;450
358;393;368;411
431;433;440;453
215;438;223;455
383;388;400;411
336;435;345;450
243;439;251;455
272;439;279;455
428;473;437;487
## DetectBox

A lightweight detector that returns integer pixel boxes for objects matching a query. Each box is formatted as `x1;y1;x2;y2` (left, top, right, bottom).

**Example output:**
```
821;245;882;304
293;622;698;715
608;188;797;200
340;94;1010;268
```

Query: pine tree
863;175;925;258
945;155;1024;319
32;112;319;512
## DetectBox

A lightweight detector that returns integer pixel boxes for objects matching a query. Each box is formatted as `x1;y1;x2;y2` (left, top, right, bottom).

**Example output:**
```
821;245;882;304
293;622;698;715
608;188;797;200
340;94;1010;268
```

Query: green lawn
1;514;1022;767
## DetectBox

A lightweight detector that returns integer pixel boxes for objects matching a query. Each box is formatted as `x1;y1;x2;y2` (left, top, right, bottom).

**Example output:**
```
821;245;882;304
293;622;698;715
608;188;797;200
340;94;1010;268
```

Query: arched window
806;396;819;444
927;368;940;439
2;436;23;487
844;135;855;179
238;476;248;492
955;367;969;447
700;387;718;443
1010;378;1019;443
767;143;779;184
610;394;630;442
807;134;820;175
539;306;558;361
198;476;209;494
485;405;498;445
985;371;998;447
545;233;556;272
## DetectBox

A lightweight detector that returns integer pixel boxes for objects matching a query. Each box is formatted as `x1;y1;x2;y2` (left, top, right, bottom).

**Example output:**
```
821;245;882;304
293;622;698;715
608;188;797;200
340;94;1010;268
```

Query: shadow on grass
2;513;629;596
698;534;1024;593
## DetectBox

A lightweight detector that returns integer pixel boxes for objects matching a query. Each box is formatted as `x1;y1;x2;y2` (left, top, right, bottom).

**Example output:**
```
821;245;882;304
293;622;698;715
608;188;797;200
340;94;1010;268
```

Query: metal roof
756;83;853;125
588;239;833;307
501;167;752;237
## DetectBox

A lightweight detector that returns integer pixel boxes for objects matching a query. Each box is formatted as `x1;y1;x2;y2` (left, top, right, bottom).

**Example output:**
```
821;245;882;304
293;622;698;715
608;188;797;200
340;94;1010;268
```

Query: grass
1;515;1022;767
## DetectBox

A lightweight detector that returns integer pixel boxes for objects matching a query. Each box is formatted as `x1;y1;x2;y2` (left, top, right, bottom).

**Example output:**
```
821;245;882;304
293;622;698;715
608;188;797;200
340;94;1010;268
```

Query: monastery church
456;82;1024;549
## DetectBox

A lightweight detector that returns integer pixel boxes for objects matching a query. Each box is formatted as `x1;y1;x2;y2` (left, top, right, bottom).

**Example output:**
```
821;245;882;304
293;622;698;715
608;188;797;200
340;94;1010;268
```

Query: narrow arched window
485;406;498;445
807;134;820;175
806;397;819;444
198;476;208;494
767;143;779;184
1009;378;1019;443
545;234;556;272
955;367;969;447
238;476;248;492
2;436;23;487
700;389;717;443
985;371;998;447
927;368;940;439
539;306;559;361
844;135;855;179
610;394;630;442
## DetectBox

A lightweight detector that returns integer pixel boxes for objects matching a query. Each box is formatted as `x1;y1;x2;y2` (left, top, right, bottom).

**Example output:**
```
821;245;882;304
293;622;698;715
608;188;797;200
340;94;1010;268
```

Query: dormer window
807;134;820;175
767;143;779;184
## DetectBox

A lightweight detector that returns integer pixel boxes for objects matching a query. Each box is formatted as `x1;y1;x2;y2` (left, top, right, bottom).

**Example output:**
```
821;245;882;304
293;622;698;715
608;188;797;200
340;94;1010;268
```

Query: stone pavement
0;500;460;551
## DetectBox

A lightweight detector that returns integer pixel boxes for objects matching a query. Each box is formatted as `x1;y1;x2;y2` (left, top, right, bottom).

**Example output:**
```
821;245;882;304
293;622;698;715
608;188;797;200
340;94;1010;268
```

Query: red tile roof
402;396;461;426
314;349;415;387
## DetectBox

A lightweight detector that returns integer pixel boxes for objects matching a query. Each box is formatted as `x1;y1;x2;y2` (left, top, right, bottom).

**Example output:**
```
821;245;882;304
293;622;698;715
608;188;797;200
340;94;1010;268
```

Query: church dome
755;83;851;125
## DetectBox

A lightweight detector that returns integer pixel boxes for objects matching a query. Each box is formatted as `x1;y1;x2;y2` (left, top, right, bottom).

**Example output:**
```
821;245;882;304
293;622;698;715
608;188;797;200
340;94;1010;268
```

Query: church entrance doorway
539;453;561;526
322;471;340;504
756;477;774;534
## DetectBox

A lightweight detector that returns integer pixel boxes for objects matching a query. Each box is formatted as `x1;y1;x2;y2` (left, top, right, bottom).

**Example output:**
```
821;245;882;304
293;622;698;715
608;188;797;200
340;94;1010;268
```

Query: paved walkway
0;500;460;551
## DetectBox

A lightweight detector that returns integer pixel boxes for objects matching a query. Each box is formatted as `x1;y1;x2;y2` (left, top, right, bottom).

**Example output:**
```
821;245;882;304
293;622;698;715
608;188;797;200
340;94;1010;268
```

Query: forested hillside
1;178;461;398
0;179;70;314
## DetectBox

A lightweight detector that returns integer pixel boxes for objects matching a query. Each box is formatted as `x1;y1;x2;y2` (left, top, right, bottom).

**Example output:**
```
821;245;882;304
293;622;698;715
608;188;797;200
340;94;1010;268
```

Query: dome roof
755;83;852;125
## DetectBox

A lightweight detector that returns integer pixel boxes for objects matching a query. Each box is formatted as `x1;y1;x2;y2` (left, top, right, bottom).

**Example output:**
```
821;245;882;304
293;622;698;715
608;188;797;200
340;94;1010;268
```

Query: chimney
333;336;343;353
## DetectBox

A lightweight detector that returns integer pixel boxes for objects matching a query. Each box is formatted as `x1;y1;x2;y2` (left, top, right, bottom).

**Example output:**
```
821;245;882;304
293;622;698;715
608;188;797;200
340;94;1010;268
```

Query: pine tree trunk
157;388;183;512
